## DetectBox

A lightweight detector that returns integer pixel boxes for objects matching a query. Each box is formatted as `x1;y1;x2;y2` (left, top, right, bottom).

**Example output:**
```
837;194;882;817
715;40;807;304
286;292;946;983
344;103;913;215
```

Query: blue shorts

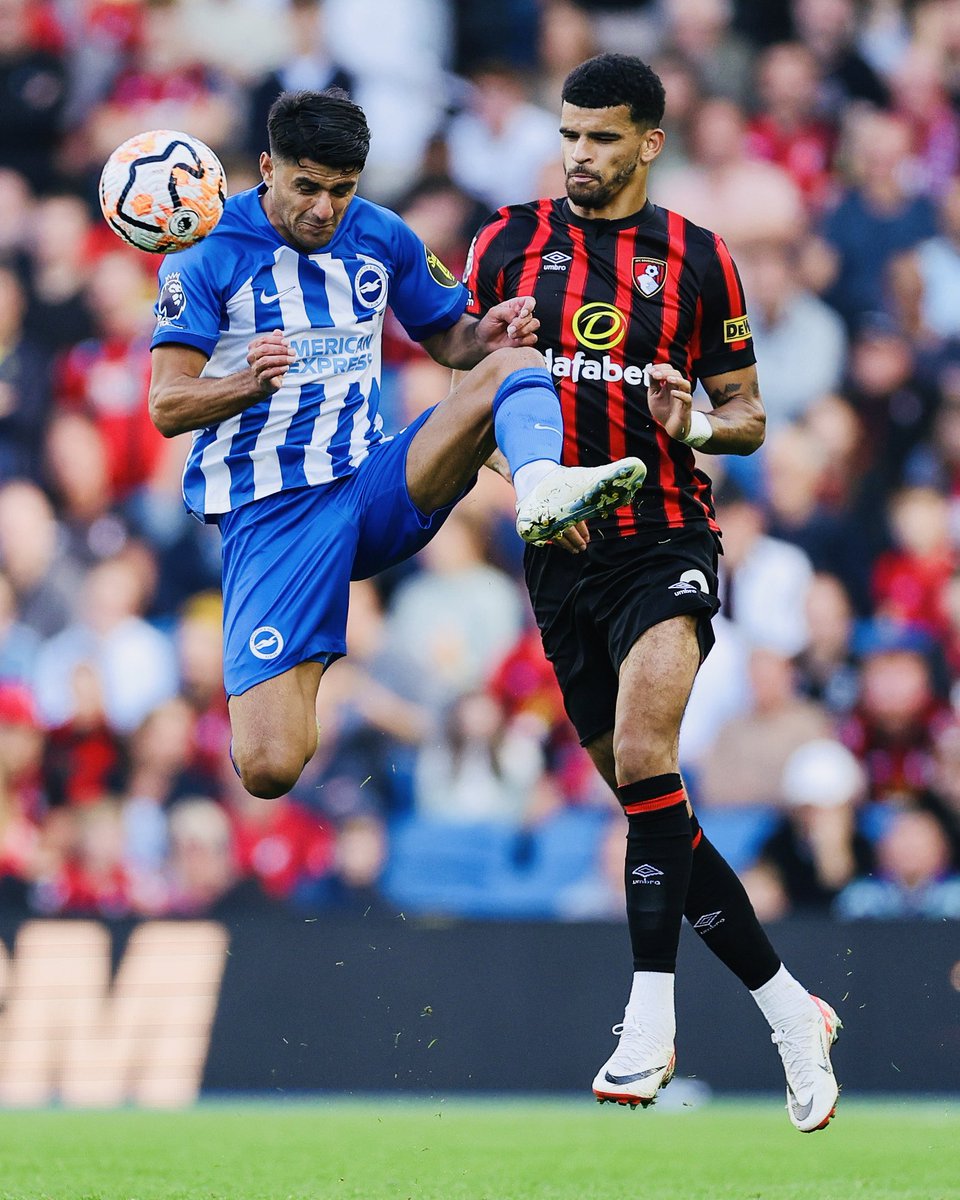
218;406;471;696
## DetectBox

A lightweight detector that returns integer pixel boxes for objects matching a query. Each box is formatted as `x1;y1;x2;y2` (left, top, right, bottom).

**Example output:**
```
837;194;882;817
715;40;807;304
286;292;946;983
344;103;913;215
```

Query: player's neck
566;181;650;223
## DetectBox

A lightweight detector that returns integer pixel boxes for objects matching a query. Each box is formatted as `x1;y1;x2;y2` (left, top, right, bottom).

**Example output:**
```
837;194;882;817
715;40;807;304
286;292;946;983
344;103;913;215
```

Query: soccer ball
99;129;227;254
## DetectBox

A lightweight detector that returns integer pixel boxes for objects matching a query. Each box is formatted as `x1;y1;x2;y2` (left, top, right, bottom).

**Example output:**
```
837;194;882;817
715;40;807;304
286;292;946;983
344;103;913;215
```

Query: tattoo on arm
707;377;760;408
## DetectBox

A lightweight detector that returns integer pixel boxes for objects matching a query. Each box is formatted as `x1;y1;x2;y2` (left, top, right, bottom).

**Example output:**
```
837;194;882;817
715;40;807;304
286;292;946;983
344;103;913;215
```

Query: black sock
619;774;693;973
685;813;781;991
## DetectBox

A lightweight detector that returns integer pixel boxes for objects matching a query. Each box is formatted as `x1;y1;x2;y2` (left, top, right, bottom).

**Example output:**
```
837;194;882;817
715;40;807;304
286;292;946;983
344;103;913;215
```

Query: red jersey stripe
558;223;589;465
688;290;716;529
714;234;749;351
612;226;637;535
465;210;510;308
654;210;687;526
516;199;554;298
690;293;703;376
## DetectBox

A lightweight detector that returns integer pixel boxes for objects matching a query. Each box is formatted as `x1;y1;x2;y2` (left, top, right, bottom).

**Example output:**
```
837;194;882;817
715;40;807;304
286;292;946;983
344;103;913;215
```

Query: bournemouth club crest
633;257;666;298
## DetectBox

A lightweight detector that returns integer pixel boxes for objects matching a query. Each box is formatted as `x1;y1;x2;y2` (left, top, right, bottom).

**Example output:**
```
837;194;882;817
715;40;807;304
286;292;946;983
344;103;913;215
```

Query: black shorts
524;526;722;746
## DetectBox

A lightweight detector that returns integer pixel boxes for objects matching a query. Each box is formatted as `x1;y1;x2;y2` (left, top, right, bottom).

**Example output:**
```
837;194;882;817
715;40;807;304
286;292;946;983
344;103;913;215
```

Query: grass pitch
0;1098;955;1200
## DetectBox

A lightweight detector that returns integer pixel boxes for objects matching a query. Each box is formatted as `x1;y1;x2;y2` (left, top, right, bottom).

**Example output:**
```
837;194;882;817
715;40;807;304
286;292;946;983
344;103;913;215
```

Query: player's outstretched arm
646;362;765;457
421;296;540;369
148;332;295;437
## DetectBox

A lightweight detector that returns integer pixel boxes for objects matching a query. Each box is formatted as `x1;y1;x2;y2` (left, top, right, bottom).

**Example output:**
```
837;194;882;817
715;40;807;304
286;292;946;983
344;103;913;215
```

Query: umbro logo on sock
631;864;663;885
693;910;725;932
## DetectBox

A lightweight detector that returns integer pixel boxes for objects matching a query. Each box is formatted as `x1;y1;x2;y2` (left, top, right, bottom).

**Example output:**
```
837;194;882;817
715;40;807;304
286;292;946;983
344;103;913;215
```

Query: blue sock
491;367;563;477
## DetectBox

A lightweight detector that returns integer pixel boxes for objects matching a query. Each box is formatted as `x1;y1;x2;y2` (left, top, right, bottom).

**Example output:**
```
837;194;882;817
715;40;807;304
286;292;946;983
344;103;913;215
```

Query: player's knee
233;743;304;799
484;345;545;383
612;730;669;788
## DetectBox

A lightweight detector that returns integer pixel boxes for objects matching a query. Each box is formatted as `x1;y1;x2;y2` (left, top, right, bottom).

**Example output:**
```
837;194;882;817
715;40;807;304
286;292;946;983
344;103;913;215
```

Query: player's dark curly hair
561;53;666;129
267;89;371;170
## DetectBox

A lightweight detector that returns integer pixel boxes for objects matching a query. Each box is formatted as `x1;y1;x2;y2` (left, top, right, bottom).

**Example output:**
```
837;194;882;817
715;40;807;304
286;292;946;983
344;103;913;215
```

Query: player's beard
565;158;638;210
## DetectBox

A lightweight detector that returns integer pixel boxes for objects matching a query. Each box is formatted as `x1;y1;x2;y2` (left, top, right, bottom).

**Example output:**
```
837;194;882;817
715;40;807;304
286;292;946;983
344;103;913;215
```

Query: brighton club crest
632;257;667;298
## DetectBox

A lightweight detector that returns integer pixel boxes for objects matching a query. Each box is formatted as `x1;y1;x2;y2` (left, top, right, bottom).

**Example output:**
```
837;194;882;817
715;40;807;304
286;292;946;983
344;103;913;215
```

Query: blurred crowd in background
2;0;960;925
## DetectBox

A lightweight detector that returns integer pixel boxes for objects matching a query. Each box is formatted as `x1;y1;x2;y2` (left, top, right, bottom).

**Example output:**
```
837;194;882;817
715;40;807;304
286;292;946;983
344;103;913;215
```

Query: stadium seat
382;808;609;918
696;806;779;872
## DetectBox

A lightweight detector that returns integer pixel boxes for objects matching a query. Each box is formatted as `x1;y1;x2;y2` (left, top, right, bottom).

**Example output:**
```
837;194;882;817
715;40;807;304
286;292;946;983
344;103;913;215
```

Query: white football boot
592;1018;676;1108
772;995;842;1132
515;457;647;545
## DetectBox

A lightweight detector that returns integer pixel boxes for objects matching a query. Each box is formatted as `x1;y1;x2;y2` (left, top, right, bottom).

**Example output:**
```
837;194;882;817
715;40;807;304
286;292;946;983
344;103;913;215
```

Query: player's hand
551;519;590;555
477;295;540;351
247;329;296;394
645;361;693;441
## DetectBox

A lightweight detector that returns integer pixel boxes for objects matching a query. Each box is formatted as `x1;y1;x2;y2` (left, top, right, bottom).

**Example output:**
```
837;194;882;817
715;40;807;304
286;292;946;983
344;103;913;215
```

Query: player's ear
260;152;273;186
640;128;665;164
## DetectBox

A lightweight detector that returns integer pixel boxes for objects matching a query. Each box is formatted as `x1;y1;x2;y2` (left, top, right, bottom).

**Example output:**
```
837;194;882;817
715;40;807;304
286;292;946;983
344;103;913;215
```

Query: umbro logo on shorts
249;625;284;660
669;568;709;597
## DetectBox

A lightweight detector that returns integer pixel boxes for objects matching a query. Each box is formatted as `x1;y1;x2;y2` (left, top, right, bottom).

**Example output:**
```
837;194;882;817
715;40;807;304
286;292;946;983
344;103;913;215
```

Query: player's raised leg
405;346;646;541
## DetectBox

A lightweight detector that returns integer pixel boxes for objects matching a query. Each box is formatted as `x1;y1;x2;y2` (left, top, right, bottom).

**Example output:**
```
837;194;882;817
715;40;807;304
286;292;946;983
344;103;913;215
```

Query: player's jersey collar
560;197;658;232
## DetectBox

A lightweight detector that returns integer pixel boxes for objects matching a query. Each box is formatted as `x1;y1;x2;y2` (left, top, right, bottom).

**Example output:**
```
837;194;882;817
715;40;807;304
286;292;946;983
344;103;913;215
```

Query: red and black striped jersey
465;197;756;539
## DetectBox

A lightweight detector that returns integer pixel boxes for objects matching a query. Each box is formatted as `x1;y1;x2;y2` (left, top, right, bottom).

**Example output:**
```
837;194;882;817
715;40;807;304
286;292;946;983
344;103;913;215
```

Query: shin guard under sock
619;774;693;973
685;813;781;991
491;367;563;477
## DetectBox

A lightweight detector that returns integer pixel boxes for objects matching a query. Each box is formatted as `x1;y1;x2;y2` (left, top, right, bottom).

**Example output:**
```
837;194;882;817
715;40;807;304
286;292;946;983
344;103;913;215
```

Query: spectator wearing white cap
743;739;875;918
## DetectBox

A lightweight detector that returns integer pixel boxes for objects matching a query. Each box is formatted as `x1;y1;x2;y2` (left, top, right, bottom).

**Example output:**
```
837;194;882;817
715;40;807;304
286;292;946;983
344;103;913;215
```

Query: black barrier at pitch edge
201;915;960;1095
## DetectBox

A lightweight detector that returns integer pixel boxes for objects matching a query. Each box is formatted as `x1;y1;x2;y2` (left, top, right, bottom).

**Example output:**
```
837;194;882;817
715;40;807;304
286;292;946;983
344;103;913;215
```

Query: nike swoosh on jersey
260;287;295;304
604;1066;667;1085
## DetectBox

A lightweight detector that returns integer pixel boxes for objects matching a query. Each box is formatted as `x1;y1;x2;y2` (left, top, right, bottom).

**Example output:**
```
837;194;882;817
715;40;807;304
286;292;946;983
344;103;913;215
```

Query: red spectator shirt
56;335;163;498
232;801;335;899
465;198;756;539
746;117;836;208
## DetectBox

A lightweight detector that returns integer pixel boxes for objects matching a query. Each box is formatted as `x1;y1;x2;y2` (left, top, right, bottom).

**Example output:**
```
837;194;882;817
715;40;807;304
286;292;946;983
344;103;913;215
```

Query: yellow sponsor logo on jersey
572;302;627;351
425;247;459;288
723;315;752;343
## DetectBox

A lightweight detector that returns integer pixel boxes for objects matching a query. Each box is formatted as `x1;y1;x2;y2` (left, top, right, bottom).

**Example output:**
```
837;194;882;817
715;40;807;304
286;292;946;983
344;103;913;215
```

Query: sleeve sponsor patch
425;246;459;288
723;315;751;343
156;272;187;326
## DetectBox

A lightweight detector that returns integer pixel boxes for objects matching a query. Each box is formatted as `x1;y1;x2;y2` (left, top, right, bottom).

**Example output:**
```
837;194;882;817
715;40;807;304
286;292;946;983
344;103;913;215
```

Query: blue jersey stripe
300;255;332;329
183;425;219;511
365;376;382;430
329;383;363;477
227;403;269;509
279;387;321;491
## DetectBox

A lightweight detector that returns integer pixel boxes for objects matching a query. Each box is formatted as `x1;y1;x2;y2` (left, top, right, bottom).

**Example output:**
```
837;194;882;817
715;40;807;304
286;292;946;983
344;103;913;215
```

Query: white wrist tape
680;409;712;448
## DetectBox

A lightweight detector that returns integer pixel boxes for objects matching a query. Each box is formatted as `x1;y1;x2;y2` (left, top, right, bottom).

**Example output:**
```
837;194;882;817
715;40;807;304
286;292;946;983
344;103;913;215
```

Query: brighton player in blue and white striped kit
148;90;646;799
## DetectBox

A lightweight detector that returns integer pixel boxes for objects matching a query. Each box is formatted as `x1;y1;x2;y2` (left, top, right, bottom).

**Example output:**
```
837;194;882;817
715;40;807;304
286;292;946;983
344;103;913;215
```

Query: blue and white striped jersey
150;185;468;520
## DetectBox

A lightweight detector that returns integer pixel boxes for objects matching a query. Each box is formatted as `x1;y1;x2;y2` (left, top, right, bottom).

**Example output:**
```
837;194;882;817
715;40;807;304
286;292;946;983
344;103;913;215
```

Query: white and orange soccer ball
99;129;227;254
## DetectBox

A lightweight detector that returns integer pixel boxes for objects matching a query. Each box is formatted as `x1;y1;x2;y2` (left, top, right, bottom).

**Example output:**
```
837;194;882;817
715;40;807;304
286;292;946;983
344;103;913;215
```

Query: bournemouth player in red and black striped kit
466;54;841;1130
